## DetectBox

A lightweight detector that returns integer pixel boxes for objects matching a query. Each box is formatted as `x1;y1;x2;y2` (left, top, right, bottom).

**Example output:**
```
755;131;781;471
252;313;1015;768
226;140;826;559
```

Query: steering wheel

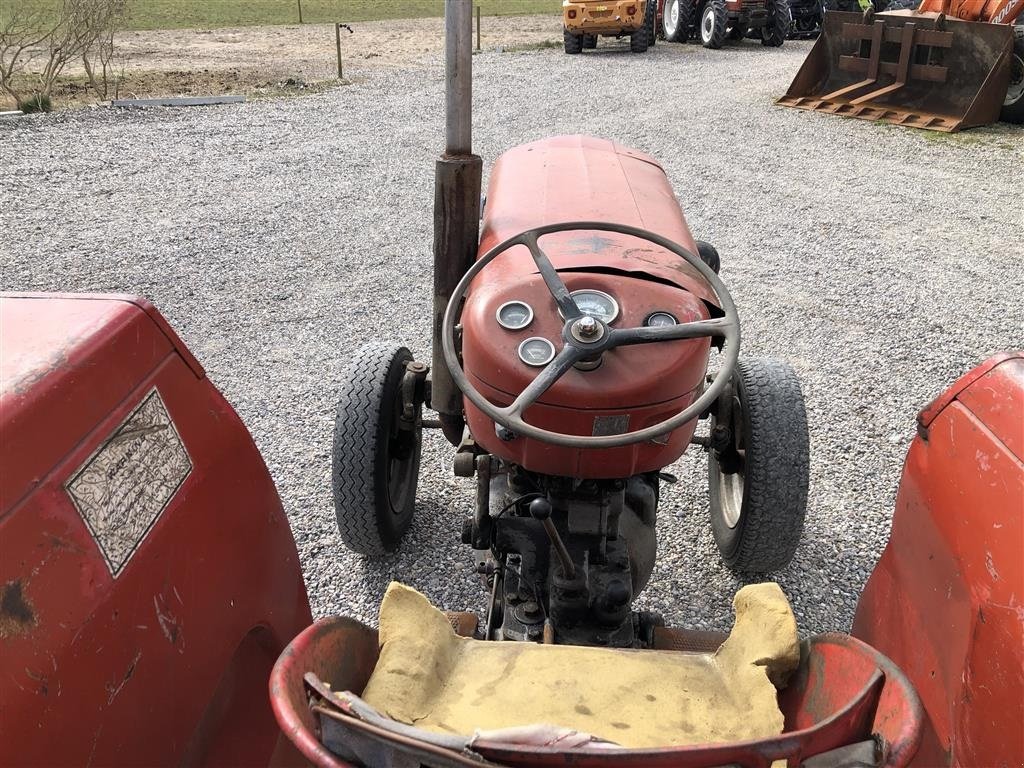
441;221;740;449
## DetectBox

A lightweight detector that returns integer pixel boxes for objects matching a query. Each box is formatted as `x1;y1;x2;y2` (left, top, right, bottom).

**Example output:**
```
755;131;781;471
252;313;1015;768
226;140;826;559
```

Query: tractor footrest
446;611;479;638
651;626;728;653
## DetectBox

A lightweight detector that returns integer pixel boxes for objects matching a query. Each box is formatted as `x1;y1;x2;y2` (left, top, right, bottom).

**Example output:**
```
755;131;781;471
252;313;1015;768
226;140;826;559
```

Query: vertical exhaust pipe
432;0;483;445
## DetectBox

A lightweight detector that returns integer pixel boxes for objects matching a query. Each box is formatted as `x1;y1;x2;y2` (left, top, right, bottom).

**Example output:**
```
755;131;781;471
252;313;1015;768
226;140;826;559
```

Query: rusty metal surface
431;155;483;444
650;626;728;653
270;617;380;768
0;293;311;766
853;351;1024;767
778;11;1014;131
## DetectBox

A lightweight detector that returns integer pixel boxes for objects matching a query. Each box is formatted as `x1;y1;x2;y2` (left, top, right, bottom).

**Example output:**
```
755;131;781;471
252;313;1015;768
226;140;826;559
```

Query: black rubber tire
761;0;790;46
1001;32;1024;125
564;28;584;54
662;0;692;41
695;240;721;274
708;358;809;573
699;0;728;48
332;342;422;556
583;33;598;48
644;0;658;45
630;25;650;52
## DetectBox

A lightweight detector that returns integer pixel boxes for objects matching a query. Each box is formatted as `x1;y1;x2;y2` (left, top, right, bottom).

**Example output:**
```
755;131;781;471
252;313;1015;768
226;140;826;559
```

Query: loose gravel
2;39;1021;637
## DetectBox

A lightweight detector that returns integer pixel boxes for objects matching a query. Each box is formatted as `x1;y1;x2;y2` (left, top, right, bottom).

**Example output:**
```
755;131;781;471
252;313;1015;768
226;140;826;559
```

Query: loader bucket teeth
777;10;1015;132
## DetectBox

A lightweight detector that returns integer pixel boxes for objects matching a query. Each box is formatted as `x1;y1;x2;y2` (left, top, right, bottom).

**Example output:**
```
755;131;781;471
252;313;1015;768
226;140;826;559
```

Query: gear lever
529;498;576;580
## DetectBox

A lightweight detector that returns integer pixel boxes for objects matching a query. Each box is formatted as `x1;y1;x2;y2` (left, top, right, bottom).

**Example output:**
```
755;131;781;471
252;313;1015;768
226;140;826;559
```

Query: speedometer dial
566;289;619;324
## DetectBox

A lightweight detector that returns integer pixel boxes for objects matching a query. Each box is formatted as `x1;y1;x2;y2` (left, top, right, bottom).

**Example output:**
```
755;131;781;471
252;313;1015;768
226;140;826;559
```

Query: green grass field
11;0;562;30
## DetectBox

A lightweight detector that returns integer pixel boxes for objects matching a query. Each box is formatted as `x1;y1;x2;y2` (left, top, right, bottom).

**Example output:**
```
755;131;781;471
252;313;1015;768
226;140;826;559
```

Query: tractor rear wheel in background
707;358;809;573
583;33;598;48
662;0;692;41
727;20;747;39
699;0;729;48
564;28;584;53
761;0;791;46
332;342;423;556
1002;32;1024;124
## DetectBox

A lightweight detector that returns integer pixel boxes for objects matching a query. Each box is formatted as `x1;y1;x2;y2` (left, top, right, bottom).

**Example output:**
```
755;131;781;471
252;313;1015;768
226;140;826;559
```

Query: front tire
583;33;598;48
761;0;791;46
699;0;729;48
564;28;584;54
662;0;692;41
1001;31;1024;124
332;342;422;556
708;358;809;572
643;0;658;45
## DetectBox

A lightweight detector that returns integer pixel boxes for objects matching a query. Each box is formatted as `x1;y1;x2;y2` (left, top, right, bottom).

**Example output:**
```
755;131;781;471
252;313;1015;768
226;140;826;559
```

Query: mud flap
778;10;1014;131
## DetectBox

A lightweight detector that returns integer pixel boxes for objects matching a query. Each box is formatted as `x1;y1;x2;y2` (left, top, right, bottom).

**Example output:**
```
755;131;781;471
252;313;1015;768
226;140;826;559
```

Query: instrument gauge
496;301;534;330
518;337;556;367
645;311;678;328
565;289;619;324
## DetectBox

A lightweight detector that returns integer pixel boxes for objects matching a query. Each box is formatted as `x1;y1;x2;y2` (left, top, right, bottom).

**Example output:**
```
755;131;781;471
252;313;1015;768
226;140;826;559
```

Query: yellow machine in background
563;0;657;52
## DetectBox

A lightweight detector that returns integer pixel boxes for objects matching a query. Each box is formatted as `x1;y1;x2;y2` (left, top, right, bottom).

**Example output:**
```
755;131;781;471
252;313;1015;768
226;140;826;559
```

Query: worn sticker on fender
65;389;192;577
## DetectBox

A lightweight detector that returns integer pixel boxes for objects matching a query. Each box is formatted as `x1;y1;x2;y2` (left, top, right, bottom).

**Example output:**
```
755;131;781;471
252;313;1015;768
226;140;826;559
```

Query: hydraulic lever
529;498;576;580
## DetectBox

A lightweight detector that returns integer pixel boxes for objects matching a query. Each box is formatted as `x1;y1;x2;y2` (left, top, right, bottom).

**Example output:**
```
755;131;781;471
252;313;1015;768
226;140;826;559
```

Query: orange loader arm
918;0;1024;23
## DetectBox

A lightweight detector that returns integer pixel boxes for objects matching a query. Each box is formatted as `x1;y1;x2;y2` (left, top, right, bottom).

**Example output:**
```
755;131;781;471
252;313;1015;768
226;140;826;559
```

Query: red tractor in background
658;0;792;47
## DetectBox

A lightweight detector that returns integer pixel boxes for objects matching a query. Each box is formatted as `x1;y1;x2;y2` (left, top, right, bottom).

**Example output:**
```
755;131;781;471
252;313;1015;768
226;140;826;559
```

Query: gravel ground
2;39;1021;637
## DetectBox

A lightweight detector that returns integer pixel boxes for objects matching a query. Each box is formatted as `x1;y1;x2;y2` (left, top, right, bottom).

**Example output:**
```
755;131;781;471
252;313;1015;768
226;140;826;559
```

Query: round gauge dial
496;300;534;330
566;289;619;324
645;311;678;328
518;337;556;367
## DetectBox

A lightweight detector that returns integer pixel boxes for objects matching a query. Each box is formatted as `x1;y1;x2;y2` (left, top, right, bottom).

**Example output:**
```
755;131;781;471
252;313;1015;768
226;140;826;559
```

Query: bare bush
81;0;128;99
0;9;53;102
0;0;127;105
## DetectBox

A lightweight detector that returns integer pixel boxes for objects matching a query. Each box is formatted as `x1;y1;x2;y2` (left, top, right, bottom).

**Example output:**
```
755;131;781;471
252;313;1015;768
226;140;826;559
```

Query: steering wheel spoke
503;345;587;420
521;231;582;320
609;316;734;347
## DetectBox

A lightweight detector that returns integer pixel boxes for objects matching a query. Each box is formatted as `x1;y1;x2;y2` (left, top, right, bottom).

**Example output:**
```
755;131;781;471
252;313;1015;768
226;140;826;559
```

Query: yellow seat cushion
361;582;799;749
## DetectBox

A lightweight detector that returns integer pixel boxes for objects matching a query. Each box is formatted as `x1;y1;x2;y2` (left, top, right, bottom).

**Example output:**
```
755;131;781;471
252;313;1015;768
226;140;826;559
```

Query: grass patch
501;38;562;52
9;0;562;31
17;93;53;113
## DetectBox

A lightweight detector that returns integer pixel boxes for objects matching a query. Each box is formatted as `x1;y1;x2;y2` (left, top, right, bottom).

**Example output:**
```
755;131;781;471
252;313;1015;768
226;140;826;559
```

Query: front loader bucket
778;10;1014;131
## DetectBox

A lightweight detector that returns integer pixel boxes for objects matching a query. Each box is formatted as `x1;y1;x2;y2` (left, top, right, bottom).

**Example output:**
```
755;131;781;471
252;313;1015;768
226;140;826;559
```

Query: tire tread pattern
332;341;415;556
761;0;791;46
709;358;809;573
701;0;729;49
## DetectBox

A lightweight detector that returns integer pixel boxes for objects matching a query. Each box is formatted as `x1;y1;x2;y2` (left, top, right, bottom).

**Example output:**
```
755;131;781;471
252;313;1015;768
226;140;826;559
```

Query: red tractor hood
477;135;719;311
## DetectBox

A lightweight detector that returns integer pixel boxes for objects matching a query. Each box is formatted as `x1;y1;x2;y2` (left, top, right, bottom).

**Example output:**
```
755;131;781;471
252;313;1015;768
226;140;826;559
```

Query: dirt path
5;14;560;109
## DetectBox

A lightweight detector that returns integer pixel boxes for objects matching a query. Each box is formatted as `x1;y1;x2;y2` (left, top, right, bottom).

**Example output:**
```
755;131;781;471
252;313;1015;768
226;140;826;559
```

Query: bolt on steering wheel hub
570;315;604;343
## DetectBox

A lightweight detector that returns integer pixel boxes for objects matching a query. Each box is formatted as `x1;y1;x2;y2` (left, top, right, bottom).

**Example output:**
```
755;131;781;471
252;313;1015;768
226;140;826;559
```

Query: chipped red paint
0;293;311;766
854;351;1024;767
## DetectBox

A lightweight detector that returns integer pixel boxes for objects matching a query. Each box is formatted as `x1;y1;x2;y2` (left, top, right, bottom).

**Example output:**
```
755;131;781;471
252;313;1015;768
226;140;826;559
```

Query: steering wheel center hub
571;315;604;343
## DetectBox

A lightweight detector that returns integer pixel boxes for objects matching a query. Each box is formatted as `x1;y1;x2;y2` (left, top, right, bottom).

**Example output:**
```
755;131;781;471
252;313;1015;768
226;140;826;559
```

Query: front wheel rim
666;0;680;34
702;8;714;40
718;469;744;529
1006;52;1024;106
